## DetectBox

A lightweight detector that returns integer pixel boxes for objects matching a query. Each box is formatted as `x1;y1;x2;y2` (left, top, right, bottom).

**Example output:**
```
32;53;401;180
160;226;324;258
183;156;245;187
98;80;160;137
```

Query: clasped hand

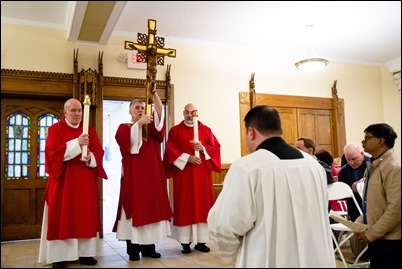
137;114;153;126
188;155;202;165
78;133;91;162
78;133;89;146
192;141;203;151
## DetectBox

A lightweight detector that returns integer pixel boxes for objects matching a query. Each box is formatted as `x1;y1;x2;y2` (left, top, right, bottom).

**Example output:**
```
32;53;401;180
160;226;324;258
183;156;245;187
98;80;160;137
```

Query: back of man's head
244;105;283;136
296;137;316;155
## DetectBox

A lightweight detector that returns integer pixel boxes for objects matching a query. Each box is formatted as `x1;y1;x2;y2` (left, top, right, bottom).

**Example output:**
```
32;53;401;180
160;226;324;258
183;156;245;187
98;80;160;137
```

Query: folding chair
327;182;370;268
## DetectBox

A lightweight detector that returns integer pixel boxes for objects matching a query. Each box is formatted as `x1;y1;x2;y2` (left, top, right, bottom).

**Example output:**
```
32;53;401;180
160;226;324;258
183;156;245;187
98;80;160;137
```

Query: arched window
37;113;60;177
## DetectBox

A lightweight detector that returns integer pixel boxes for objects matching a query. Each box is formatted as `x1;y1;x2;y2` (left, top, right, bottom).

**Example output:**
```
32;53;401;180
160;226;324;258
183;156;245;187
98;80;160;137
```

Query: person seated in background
338;142;371;261
294;138;334;185
315;149;346;212
331;157;342;180
338;142;370;222
315;149;333;167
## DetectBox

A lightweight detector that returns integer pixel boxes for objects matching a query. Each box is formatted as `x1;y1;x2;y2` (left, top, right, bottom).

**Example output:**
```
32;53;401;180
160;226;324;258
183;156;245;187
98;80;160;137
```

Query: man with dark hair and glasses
354;123;400;268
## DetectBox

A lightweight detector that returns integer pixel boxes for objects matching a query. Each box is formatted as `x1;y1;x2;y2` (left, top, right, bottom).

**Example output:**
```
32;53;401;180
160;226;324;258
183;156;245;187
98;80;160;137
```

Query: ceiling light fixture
295;24;329;72
295;58;329;72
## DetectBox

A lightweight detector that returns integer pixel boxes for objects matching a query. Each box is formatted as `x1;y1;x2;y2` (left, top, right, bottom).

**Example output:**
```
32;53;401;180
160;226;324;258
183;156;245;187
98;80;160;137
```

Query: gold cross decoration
124;19;176;117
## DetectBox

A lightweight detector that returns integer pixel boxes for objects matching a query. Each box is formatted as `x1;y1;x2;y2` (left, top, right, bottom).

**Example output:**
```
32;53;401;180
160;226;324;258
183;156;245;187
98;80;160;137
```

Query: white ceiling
1;1;401;68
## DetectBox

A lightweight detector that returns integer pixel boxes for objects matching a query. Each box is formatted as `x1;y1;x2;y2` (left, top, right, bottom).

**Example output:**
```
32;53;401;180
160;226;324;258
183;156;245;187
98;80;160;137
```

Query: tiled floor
1;233;358;268
1;233;235;268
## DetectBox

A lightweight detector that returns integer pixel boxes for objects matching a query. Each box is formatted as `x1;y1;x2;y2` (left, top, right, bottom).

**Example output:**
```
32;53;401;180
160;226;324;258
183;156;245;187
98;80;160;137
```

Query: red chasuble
113;118;172;229
164;121;221;226
45;119;107;240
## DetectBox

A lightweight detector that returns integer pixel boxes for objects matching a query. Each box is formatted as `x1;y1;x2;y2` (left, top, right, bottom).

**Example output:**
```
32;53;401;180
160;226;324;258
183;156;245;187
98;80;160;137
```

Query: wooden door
239;92;345;157
276;107;298;146
1;98;64;241
297;108;334;155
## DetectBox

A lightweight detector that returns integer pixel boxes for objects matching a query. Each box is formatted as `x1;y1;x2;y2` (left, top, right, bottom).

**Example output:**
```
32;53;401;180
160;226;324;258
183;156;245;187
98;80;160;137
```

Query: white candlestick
82;95;91;158
192;110;199;157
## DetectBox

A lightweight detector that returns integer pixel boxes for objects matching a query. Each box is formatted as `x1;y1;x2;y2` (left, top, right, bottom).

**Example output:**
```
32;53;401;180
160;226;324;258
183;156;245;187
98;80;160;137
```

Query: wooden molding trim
1;68;169;102
1;69;73;98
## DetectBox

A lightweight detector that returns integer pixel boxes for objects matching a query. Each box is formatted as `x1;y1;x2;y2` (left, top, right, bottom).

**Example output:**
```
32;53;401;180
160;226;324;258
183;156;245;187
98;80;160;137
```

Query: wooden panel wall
212;163;231;199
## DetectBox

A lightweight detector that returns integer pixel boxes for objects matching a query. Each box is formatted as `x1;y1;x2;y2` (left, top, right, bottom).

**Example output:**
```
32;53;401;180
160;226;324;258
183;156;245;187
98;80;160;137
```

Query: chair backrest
327;181;363;215
328;181;353;200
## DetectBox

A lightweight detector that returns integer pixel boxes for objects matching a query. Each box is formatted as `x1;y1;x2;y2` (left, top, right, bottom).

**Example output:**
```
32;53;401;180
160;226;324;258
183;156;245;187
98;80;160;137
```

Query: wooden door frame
239;80;346;158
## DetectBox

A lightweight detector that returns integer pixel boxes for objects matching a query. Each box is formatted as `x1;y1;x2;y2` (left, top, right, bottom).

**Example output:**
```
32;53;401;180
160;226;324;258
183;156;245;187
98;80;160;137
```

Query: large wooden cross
124;19;176;117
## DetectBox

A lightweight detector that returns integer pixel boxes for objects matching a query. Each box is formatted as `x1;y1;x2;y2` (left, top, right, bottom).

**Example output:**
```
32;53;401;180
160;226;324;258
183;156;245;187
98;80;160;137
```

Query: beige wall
1;23;400;162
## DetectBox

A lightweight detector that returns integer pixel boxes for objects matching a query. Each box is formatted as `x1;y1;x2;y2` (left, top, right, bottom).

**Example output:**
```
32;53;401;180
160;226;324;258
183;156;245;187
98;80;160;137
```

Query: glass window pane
40;152;45;164
40;126;46;139
8;152;14;164
40;140;46;151
8;126;14;138
39;165;44;176
15;152;21;164
7;165;14;177
22;165;28;177
22;117;28;126
15;166;21;177
22;152;28;164
15;139;21;151
9;139;14;151
23;126;29;138
22;139;28;151
39;117;45;126
16;114;21;125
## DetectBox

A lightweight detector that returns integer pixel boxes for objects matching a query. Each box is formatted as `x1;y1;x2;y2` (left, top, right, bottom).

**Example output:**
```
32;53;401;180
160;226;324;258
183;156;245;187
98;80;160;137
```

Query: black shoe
52;261;67;268
129;254;140;261
78;257;98;265
142;251;161;258
141;244;161;258
195;243;210;253
181;243;191;254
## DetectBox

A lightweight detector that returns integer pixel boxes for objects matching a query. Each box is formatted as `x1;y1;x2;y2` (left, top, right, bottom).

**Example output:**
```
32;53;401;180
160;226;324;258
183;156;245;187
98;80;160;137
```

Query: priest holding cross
113;19;175;261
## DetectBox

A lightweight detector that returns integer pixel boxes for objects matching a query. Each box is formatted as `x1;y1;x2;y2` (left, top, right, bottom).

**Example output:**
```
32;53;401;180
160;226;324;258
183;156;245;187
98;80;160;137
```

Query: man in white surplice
207;105;336;268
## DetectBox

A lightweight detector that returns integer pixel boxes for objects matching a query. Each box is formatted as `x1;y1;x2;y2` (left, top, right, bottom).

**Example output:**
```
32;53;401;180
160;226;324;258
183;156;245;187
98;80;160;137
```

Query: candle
82;95;91;158
192;110;199;157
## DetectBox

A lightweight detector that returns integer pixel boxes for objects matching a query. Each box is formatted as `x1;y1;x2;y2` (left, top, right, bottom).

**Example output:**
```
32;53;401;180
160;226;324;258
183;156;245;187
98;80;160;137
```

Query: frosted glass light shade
295;58;329;72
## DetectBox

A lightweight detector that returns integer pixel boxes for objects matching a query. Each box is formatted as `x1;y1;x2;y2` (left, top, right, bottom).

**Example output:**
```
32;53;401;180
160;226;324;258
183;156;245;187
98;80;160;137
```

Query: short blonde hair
332;157;341;167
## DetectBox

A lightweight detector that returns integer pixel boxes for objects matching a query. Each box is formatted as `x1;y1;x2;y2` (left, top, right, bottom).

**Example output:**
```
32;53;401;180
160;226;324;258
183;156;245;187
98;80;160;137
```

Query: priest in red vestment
38;98;108;268
164;103;221;254
113;89;172;261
